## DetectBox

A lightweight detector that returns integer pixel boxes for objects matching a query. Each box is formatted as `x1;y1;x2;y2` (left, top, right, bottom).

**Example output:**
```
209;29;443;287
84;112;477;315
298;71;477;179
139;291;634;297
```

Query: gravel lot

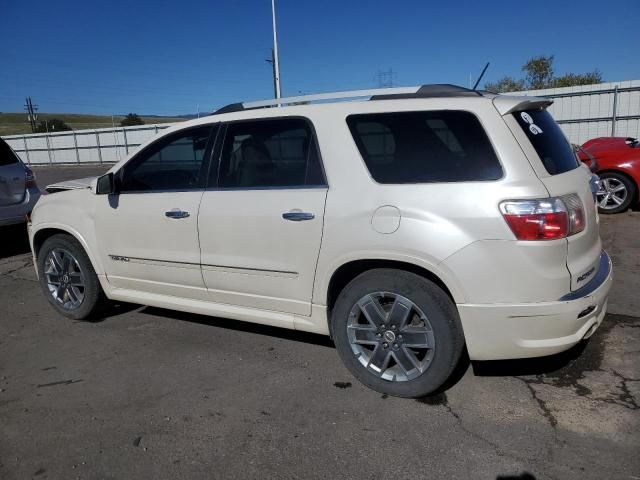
1;166;638;479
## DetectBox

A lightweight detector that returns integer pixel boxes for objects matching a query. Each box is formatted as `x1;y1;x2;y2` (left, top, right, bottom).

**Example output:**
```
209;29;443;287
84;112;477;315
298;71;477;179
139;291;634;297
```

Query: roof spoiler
492;96;554;116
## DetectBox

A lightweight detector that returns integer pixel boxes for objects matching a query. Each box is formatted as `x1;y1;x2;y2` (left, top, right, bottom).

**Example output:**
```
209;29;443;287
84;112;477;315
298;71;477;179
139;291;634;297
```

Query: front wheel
332;269;465;398
596;172;636;214
37;234;108;320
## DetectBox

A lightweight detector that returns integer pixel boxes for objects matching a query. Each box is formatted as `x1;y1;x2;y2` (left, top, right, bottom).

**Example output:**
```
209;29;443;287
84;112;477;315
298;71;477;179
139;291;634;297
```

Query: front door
198;117;327;315
95;124;216;299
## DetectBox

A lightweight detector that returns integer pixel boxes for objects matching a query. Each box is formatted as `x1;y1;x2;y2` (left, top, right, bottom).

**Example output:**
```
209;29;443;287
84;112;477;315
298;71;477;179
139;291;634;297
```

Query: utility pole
265;49;278;99
24;97;38;133
271;0;281;99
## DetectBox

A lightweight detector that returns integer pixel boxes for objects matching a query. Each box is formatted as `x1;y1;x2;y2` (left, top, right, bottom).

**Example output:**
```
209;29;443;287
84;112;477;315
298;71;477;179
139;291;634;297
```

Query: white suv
28;84;612;397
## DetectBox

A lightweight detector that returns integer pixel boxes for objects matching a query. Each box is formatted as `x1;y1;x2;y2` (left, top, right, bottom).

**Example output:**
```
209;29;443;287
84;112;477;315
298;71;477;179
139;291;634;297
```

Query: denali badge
110;255;130;262
577;266;595;284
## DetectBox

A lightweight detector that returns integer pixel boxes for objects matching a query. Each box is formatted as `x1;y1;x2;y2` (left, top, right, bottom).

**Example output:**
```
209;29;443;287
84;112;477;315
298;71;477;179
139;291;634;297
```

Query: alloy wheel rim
44;248;85;310
347;292;435;382
596;177;627;210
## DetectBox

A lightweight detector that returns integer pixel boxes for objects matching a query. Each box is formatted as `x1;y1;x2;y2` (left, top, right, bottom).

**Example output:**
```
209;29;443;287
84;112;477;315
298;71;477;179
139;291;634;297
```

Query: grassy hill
0;113;188;136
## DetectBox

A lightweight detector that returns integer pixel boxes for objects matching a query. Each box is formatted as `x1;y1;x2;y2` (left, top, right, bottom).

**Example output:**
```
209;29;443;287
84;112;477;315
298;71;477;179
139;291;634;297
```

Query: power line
376;68;397;88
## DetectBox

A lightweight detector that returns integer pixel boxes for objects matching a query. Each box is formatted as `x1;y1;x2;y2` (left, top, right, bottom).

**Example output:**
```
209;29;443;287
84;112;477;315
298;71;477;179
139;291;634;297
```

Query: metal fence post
95;130;103;164
73;131;80;164
45;133;53;165
22;135;31;165
611;85;619;137
123;127;129;155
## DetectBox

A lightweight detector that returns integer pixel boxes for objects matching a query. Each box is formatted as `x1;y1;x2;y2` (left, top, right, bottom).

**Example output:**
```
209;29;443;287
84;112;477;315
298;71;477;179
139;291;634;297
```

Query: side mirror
96;172;115;195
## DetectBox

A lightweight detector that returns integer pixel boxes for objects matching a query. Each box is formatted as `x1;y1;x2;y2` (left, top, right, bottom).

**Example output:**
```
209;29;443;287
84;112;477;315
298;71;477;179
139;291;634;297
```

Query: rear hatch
0;139;26;206
508;106;601;292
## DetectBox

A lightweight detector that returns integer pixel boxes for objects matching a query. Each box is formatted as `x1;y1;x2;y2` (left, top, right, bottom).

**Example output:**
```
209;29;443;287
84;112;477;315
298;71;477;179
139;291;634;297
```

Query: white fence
3;123;176;165
2;79;640;165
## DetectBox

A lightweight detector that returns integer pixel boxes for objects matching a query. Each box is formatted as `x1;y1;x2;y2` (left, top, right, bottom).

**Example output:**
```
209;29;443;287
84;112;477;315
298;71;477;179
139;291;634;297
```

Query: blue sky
1;0;638;115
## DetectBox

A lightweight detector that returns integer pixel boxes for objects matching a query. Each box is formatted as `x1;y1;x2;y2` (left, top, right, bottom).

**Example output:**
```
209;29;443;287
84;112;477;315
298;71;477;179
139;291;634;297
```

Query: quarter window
513;109;579;175
216;118;325;188
119;125;214;192
0;139;20;166
347;111;502;183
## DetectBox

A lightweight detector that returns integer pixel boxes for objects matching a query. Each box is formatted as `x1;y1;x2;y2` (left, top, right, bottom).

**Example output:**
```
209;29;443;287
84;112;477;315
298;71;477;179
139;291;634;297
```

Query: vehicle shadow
132;306;589;387
91;301;141;322
471;341;588;377
0;223;31;260
496;473;536;480
140;306;336;348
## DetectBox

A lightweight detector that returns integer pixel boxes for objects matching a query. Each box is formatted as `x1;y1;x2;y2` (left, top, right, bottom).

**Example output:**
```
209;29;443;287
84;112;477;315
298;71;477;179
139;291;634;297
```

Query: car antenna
472;62;490;90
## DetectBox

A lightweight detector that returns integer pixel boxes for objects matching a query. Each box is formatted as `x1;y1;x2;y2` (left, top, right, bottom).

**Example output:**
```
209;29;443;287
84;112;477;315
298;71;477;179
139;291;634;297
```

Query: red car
578;137;640;214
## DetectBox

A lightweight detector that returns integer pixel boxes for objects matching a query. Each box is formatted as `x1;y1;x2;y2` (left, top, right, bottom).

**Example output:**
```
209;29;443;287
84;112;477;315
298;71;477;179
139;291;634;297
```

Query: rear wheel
596;172;636;214
332;269;464;398
37;234;108;320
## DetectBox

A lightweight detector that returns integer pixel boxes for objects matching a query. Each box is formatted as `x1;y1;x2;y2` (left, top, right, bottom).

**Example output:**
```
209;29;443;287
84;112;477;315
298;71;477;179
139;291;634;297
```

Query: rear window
347;111;502;184
0;139;20;166
513;109;579;175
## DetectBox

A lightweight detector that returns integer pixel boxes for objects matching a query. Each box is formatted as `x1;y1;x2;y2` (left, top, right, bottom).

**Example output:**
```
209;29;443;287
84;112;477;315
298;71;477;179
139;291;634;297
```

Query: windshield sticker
520;111;543;135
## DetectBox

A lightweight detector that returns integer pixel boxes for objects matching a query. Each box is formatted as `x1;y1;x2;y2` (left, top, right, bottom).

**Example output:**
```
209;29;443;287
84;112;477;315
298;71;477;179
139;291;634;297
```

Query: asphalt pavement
0;166;638;479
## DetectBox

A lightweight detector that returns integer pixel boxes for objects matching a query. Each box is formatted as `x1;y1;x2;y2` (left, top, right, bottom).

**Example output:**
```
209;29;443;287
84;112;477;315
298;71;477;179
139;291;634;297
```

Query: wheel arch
32;225;104;275
324;258;463;336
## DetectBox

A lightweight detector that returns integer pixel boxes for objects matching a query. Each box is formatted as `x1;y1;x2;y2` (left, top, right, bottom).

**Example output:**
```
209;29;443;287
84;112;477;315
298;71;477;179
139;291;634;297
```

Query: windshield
513;109;579;175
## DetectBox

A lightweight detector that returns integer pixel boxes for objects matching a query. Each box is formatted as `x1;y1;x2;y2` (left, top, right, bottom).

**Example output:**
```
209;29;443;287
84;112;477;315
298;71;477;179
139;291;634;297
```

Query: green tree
34;118;71;133
552;70;603;88
484;76;526;93
485;55;604;92
522;55;555;90
120;113;145;127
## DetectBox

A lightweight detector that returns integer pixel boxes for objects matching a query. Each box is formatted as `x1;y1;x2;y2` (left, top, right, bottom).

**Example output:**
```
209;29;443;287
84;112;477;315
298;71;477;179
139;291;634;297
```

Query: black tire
37;234;108;320
597;172;636;214
332;269;464;398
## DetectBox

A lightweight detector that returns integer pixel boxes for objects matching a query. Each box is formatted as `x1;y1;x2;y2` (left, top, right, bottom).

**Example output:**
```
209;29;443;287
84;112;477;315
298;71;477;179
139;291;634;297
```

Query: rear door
0;139;26;206
198;117;327;316
508;108;601;291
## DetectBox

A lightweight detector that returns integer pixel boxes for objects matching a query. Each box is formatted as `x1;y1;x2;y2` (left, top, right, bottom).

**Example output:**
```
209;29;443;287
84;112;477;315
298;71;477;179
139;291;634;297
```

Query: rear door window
513;109;579;175
347;111;502;184
215;118;325;188
0;139;20;166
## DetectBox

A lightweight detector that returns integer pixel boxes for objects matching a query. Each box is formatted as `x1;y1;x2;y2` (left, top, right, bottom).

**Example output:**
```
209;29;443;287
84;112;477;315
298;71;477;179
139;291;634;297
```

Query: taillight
500;194;585;241
562;193;586;235
25;166;37;189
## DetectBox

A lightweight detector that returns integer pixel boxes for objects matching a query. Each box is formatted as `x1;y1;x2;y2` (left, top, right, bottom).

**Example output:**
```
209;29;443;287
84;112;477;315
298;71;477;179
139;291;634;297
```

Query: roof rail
213;84;483;115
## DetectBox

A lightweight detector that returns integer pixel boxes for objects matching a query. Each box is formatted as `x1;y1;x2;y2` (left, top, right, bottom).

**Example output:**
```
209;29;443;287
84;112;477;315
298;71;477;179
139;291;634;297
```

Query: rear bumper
459;250;613;360
0;188;41;226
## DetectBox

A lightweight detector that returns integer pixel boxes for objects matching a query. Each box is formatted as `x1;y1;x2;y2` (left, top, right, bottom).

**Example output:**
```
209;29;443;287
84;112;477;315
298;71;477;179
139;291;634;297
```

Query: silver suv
28;84;612;397
0;138;40;226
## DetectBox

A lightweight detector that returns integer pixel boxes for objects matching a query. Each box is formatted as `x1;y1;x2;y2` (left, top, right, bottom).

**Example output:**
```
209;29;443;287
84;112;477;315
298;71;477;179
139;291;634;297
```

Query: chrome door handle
282;211;315;221
165;209;190;219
